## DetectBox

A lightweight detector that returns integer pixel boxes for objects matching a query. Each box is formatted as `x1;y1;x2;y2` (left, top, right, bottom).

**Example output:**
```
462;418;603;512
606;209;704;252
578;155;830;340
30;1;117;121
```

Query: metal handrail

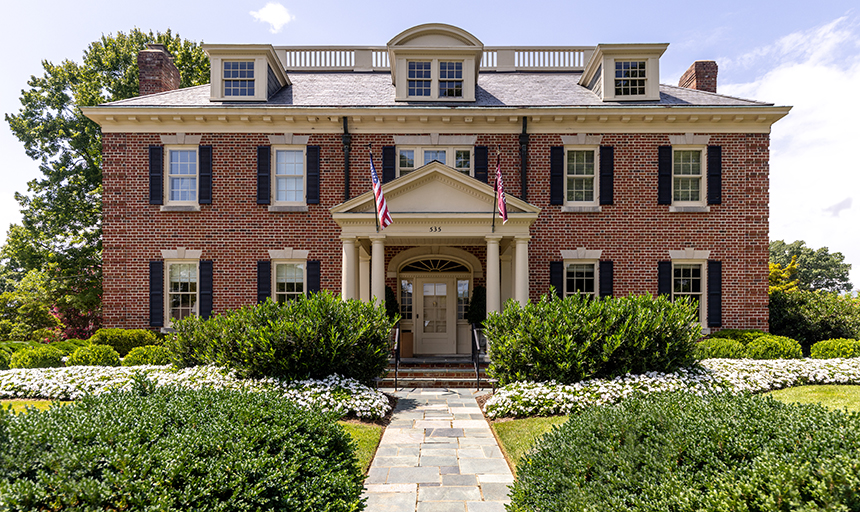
393;322;401;390
471;323;481;390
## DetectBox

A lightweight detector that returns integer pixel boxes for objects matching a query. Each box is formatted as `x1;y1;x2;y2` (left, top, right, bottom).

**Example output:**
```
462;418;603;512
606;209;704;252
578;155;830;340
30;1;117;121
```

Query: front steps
377;356;496;389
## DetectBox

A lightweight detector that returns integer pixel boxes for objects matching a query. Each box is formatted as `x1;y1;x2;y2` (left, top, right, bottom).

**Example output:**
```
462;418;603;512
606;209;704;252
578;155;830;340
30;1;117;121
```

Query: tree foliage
2;29;209;338
768;255;798;293
769;240;853;293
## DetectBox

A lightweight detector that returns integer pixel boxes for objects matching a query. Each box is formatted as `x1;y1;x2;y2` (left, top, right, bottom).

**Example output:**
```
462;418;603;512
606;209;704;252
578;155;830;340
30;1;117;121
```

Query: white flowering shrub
0;365;390;419
485;357;860;418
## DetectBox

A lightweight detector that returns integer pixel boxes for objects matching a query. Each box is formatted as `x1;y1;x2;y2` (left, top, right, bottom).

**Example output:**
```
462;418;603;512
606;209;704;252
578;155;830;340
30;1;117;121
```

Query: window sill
159;327;175;334
160;205;201;212
268;205;309;212
561;205;602;213
669;205;710;213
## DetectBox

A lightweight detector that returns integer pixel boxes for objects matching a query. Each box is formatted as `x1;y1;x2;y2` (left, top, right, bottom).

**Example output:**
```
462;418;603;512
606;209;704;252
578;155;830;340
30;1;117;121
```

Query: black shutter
307;260;321;293
149;146;163;205
382;146;396;183
658;261;672;297
149;261;164;327
658;146;672;205
306;145;320;205
257;261;271;304
550;146;564;205
474;146;489;183
199;260;213;320
198;145;212;205
599;146;614;205
599;261;613;298
707;145;722;205
707;260;723;327
257;146;271;205
550;261;564;297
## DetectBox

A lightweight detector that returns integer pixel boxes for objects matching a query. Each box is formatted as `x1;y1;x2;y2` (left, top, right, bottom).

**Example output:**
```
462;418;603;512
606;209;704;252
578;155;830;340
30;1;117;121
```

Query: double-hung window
397;147;473;177
565;148;598;205
564;262;597;297
439;62;463;97
273;262;305;302
406;60;465;100
614;60;646;96
166;147;198;205
273;147;305;205
672;263;704;322
223;61;255;97
167;262;198;323
673;148;706;206
408;61;431;97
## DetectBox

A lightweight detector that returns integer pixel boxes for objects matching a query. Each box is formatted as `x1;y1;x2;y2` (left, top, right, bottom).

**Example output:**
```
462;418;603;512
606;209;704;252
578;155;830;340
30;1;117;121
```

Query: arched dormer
387;23;483;102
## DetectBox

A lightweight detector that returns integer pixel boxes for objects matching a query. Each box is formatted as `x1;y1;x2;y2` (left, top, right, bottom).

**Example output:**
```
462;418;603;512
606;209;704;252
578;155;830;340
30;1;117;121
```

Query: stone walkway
363;388;512;512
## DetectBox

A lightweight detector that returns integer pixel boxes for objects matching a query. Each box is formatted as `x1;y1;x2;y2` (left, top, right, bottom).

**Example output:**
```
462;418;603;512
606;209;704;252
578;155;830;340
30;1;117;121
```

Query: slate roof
105;71;771;108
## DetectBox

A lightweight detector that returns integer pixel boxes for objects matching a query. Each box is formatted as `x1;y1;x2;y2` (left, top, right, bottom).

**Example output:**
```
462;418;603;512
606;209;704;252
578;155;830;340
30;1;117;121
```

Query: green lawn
0;399;67;414
766;385;860;412
492;415;568;474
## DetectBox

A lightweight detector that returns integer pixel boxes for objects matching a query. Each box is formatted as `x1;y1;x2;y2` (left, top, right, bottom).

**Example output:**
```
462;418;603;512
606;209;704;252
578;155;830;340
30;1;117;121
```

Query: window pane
455;150;470;174
408;61;431;97
399;150;414;169
457;279;469;320
614;61;646;96
424;150;446;165
400;279;413;320
566;264;595;296
275;263;304;302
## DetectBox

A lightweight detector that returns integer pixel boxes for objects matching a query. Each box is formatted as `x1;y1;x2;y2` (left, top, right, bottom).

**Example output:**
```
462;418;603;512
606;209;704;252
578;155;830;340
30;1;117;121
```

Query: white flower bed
484;358;860;418
0;365;390;419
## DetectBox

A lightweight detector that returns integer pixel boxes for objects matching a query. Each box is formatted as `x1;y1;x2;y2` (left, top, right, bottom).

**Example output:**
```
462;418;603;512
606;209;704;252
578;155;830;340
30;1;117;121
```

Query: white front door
414;277;457;354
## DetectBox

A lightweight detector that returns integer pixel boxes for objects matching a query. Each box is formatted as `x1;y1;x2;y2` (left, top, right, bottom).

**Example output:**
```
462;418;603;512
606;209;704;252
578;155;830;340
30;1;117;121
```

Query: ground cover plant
483;293;699;385
509;392;860;512
168;291;395;385
0;384;366;511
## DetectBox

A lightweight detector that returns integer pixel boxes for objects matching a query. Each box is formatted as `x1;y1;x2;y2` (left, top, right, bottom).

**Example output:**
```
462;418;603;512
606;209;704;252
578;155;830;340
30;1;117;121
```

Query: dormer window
614;61;646;96
439;62;463;97
223;61;255;97
203;44;290;102
408;62;432;96
580;43;667;102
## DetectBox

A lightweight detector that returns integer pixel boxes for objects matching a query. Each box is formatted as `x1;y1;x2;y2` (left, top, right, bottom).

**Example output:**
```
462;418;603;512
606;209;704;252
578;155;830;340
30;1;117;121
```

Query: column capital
514;235;531;242
485;235;503;243
370;235;386;243
340;235;357;243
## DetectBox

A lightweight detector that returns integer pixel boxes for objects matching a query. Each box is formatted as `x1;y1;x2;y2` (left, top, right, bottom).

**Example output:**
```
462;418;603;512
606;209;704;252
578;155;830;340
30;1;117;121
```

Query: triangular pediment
331;161;540;215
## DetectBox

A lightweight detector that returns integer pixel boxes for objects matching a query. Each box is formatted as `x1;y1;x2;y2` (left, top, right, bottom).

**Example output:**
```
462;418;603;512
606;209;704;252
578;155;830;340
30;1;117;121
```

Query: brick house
83;24;790;355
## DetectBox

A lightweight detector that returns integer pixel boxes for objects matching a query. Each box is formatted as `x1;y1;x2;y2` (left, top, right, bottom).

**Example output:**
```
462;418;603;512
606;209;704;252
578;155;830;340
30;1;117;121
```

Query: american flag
370;153;393;229
495;158;508;224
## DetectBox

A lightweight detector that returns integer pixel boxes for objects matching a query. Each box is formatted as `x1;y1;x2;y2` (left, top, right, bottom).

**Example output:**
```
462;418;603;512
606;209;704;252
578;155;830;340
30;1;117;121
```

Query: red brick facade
102;131;769;331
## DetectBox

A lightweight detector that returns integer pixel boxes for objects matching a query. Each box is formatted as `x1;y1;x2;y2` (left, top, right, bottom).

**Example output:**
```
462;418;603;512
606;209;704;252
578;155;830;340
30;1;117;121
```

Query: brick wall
102;130;769;331
678;61;718;94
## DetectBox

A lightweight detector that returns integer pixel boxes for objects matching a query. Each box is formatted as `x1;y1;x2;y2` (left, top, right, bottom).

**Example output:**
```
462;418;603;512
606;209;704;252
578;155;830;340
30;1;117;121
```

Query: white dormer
387;23;483;102
580;43;668;102
203;44;290;102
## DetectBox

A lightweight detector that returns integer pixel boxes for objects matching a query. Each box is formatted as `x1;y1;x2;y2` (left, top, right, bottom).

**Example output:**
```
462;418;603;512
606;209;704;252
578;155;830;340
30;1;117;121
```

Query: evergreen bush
44;339;90;355
168;291;395;385
0;351;8;371
510;393;860;512
9;346;64;369
810;338;860;359
694;337;745;359
66;344;121;367
770;289;860;355
0;386;365;511
708;328;766;345
483;293;699;385
123;345;173;366
743;334;802;359
89;328;159;356
465;285;487;326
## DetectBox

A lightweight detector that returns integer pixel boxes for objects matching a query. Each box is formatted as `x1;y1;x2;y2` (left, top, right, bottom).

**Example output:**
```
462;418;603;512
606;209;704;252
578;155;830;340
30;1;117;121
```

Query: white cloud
721;16;860;289
250;2;295;34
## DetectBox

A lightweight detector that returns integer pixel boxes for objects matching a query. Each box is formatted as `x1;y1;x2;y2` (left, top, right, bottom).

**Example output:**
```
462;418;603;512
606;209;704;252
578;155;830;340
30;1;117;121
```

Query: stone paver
362;388;512;511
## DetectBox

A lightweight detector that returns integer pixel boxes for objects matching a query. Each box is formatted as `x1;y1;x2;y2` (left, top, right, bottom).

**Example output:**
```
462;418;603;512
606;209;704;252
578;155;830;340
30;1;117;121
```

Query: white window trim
563;145;600;207
164;258;200;328
563;259;600;298
670;258;709;334
396;146;474;177
271;145;307;207
271;260;308;302
163;145;200;210
405;58;465;100
669;145;709;213
222;60;256;98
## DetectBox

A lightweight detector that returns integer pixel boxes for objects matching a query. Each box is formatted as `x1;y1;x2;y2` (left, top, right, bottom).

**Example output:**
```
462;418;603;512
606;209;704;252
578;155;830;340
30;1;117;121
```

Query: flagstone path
363;388;512;512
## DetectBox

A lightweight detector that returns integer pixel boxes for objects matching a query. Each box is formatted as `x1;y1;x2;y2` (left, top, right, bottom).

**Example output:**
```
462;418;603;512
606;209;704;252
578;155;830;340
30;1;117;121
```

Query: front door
414;277;457;354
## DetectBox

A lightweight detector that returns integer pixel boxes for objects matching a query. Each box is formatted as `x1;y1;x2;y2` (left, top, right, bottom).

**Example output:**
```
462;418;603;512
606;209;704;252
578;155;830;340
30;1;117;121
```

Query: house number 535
429;226;442;232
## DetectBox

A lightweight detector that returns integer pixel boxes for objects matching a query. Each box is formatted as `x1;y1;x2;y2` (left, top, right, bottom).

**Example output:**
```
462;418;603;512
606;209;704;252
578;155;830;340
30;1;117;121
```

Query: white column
515;236;530;305
359;247;370;302
485;236;502;313
500;252;513;307
341;236;358;300
371;236;386;306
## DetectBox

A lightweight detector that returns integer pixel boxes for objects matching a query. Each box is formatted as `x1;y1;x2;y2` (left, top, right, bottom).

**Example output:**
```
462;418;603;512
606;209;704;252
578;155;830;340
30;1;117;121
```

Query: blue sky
2;1;859;286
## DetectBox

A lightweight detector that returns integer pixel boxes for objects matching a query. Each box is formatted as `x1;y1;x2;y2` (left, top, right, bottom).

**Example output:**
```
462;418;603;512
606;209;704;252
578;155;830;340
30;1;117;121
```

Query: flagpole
369;144;380;233
491;146;500;233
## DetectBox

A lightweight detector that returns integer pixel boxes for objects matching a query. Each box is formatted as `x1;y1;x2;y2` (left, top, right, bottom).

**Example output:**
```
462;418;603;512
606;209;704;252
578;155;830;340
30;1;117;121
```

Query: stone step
385;368;490;379
377;376;497;389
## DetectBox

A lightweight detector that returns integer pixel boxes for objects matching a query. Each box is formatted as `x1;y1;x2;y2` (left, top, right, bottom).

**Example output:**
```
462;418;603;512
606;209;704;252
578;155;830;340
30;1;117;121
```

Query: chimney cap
144;43;173;58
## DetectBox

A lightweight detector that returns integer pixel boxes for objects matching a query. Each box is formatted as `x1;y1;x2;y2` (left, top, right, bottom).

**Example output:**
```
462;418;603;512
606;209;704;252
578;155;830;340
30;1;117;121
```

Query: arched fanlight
401;258;469;273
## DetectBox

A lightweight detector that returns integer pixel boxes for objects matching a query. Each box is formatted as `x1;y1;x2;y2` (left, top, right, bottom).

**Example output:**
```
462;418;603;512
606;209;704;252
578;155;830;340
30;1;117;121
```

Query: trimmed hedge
0;385;365;511
510;393;860;511
89;328;159;357
811;338;860;359
694;337;745;359
9;346;64;369
709;328;767;344
0;351;8;371
123;345;173;366
744;334;803;359
66;345;121;367
484;293;699;385
168;291;395;385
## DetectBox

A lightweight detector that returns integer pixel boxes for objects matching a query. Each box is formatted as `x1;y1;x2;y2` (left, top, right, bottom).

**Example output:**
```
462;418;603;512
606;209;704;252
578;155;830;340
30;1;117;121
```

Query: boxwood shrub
0;350;8;371
694;337;745;359
123;345;173;366
9;345;64;369
484;293;699;385
0;385;365;511
168;291;395;384
744;334;802;359
89;328;159;356
810;338;860;359
510;393;860;512
66;344;121;367
45;339;90;355
708;328;767;345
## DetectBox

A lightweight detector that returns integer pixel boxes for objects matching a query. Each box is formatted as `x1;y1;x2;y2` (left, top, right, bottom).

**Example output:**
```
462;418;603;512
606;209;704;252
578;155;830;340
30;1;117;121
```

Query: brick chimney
138;44;180;96
678;61;718;94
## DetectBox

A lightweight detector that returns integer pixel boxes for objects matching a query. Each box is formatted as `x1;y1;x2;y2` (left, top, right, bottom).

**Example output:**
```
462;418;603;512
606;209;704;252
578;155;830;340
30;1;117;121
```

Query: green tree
769;240;853;293
2;29;209;337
